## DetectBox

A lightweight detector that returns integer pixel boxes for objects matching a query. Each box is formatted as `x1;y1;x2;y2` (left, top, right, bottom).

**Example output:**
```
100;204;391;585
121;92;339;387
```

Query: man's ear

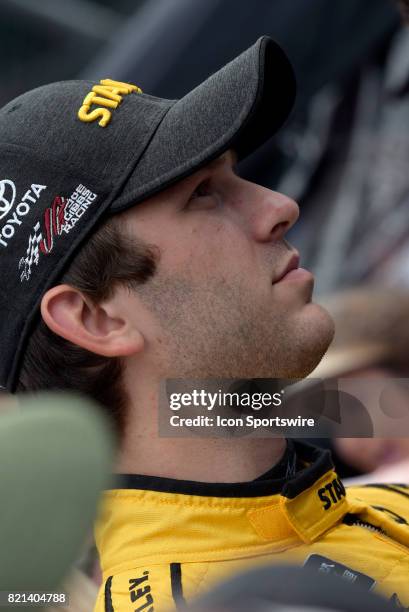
40;284;144;357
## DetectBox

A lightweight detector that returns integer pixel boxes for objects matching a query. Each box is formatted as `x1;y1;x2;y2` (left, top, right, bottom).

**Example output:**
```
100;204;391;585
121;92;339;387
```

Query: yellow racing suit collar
96;442;349;577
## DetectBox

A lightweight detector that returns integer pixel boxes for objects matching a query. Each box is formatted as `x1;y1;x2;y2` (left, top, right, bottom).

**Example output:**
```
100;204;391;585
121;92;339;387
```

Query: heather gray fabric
112;36;295;209
0;35;295;391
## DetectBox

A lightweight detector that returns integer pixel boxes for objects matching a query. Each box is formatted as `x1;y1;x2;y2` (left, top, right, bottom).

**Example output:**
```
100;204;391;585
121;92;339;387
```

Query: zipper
343;513;385;535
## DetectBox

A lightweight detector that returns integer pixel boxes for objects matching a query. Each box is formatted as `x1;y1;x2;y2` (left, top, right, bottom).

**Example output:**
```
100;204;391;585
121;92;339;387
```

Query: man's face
119;150;334;379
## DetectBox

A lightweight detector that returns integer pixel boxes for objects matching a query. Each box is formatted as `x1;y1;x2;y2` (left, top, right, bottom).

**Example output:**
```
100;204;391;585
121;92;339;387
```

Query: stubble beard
138;272;334;381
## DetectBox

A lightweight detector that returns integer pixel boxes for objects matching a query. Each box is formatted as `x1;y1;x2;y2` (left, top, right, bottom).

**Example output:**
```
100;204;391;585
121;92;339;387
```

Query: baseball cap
0;36;295;392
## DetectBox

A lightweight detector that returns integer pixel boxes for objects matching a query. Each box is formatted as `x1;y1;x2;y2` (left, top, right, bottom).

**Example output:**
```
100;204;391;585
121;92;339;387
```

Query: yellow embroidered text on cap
77;79;142;127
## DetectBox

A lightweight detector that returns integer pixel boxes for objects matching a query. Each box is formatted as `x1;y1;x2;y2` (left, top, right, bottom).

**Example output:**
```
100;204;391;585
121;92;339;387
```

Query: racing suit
94;441;409;610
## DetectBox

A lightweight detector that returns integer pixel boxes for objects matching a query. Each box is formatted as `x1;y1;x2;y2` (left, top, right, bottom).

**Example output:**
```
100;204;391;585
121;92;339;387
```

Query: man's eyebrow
206;150;238;172
179;150;239;195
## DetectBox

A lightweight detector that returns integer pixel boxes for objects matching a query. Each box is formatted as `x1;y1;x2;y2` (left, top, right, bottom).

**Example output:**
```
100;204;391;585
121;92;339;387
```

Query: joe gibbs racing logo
0;182;47;248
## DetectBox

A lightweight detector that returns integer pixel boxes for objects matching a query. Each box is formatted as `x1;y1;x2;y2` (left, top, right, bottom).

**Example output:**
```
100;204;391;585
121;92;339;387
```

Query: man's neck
117;378;287;482
118;435;287;483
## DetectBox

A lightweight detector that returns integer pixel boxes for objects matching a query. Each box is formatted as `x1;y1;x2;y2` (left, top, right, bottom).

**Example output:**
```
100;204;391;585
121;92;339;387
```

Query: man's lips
273;252;313;284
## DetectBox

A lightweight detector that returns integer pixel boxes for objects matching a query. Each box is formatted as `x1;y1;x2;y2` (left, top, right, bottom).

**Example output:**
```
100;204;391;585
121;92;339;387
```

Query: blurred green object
0;392;114;601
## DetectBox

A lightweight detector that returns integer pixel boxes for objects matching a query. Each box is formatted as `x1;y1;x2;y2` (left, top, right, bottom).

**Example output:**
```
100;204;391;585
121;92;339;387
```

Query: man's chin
288;303;335;379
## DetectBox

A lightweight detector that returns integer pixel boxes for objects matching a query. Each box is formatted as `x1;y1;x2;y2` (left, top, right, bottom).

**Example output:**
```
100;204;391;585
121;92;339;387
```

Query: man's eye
189;180;211;201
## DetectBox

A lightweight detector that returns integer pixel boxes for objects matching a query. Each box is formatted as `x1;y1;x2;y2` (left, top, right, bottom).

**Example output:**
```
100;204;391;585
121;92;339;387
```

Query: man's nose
246;185;300;242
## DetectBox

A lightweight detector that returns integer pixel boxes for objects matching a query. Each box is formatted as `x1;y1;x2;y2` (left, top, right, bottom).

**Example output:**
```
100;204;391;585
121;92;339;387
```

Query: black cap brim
111;36;295;212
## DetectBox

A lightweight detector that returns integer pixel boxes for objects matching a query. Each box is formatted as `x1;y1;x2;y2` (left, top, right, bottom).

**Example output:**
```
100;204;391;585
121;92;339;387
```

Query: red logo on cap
39;196;67;255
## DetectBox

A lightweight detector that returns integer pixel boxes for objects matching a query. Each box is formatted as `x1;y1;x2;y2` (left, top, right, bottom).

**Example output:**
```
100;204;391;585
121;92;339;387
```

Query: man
0;38;408;611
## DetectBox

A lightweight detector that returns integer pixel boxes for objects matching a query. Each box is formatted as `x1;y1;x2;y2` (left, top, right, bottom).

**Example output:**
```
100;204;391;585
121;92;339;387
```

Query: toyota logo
0;179;16;221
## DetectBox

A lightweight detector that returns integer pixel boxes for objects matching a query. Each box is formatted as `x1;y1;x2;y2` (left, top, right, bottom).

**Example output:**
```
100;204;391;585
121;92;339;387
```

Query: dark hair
17;213;159;437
